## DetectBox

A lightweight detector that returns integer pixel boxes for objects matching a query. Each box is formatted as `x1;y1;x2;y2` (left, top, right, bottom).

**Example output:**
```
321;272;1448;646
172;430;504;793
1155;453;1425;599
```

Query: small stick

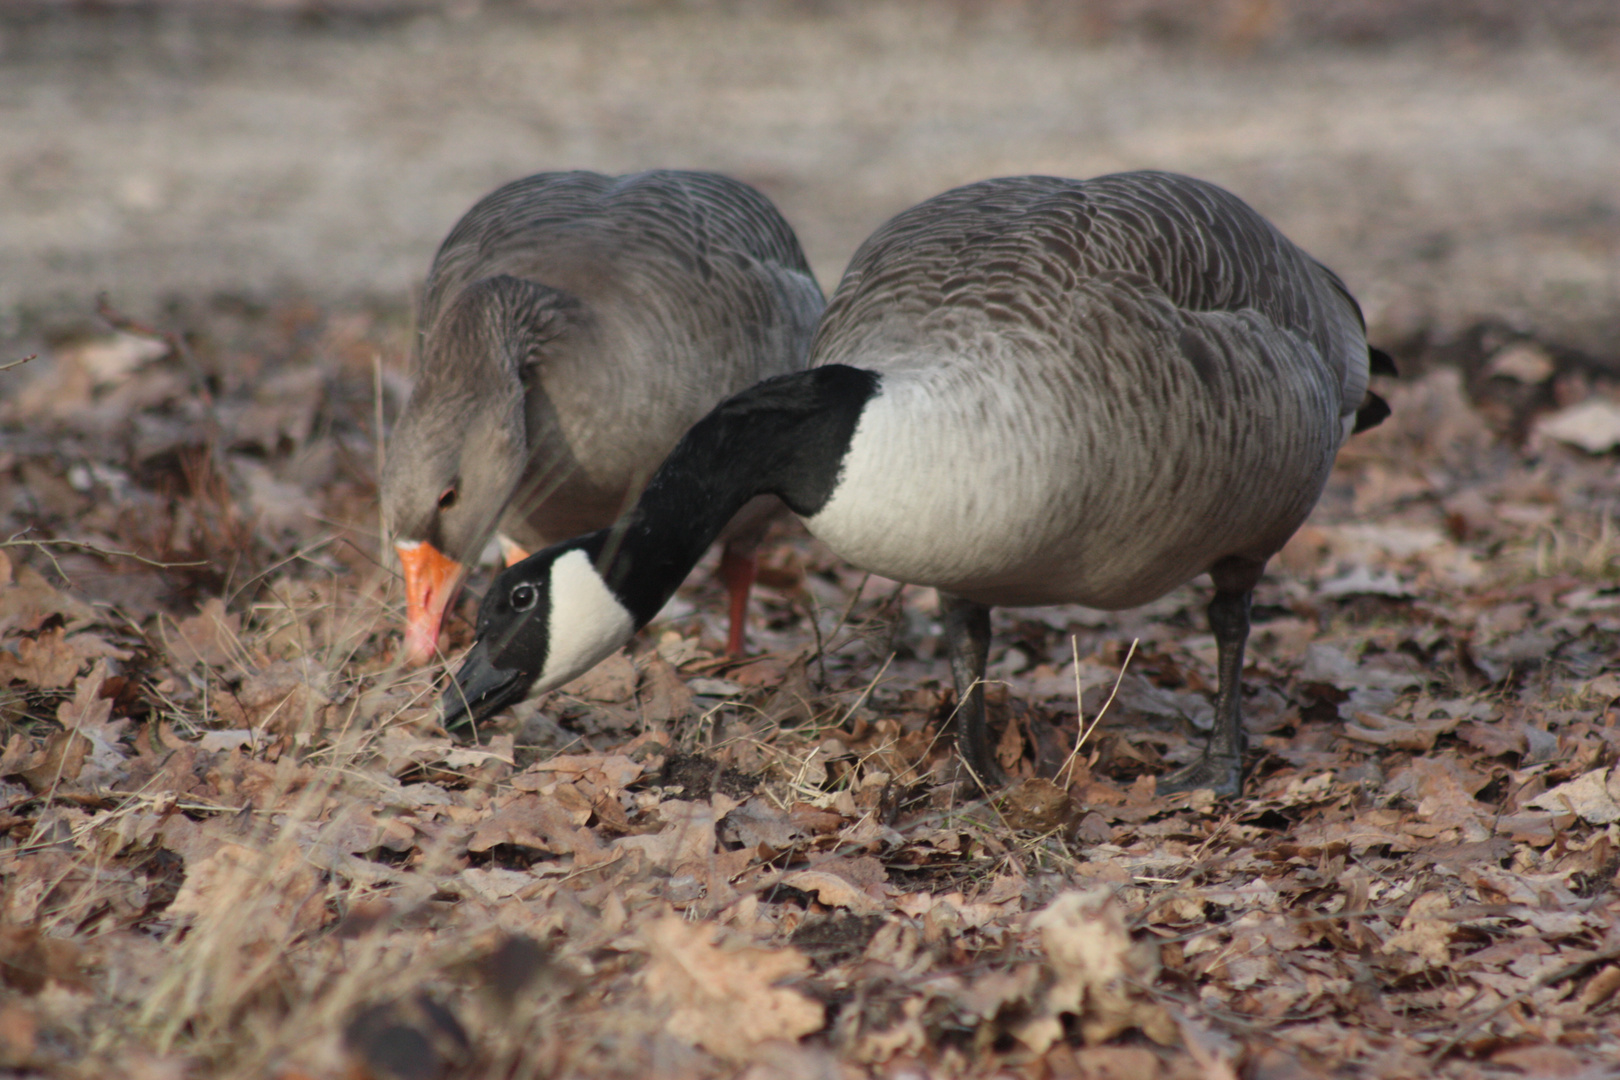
2;533;207;570
1059;636;1138;787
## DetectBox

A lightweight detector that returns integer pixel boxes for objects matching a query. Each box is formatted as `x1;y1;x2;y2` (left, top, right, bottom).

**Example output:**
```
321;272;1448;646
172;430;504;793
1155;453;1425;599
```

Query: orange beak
396;540;467;666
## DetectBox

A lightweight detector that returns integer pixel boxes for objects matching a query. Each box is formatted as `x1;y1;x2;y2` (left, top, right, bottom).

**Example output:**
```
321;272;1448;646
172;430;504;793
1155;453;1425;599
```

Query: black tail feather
1353;390;1391;434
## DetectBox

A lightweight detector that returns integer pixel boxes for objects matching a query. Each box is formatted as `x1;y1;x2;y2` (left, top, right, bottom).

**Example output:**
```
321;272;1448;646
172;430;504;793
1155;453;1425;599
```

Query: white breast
805;302;1346;610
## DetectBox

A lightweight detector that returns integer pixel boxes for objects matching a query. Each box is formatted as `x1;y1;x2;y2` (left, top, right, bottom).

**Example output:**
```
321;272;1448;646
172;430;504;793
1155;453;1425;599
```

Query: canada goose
381;169;825;665
442;171;1393;795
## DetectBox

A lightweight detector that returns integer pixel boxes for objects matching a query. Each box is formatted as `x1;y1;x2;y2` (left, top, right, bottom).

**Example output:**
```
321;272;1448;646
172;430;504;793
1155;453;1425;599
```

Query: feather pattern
804;171;1367;607
383;169;823;665
385;168;825;559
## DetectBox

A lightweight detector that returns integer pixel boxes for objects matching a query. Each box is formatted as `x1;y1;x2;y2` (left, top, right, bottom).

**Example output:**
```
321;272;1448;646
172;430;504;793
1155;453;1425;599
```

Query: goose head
440;536;636;729
382;275;575;664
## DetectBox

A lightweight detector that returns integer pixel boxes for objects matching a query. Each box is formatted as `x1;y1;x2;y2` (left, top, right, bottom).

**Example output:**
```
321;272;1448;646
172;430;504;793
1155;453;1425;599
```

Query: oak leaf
641;913;823;1059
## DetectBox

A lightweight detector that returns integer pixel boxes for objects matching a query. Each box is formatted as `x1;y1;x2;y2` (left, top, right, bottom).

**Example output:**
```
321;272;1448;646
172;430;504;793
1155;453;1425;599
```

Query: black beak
441;639;534;733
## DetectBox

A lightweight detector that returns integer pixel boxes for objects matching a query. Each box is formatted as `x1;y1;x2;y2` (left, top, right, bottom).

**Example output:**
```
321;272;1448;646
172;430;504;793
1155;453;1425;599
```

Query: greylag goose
381;169;824;664
442;171;1393;795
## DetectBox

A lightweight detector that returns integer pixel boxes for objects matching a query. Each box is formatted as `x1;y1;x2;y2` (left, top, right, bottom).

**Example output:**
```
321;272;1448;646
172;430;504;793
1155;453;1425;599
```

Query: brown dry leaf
720;797;801;851
639;654;694;723
1071;1045;1167;1080
318;804;418;858
558;649;637;702
1;729;92;793
166;842;329;940
0;1001;38;1067
849;994;927;1064
466;792;607;862
778;870;883;915
367;728;460;778
1485;342;1556;383
1535;397;1620;453
614;797;729;871
511;752;644;794
1381;891;1454;969
56;661;117;736
231;364;325;451
214;660;332;733
1016;888;1176;1053
953;963;1046;1038
641;912;823;1060
1340;711;1459;751
55;661;131;786
1489;1044;1594;1077
1456;718;1528;757
0;923;87;993
166;598;242;669
0;560;101;634
1527;767;1620;824
0;626;127;690
1577;964;1620;1009
1;332;158;421
1391;756;1492;837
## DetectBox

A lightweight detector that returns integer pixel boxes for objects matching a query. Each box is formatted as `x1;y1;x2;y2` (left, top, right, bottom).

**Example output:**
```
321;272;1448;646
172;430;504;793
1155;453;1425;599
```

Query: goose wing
811;171;1369;423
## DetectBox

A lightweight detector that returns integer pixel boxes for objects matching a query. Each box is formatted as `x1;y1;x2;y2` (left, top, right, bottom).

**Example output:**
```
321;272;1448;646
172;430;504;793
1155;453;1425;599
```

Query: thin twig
1;354;36;373
373;348;388;565
2;533;207;569
1059;636;1138;787
835;651;894;729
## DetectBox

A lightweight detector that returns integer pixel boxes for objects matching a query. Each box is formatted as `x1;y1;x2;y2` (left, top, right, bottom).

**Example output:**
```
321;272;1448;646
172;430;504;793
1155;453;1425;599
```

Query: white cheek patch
532;548;636;695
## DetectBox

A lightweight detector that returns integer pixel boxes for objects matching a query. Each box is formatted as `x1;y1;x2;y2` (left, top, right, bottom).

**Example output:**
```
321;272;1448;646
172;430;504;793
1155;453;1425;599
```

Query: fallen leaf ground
2;299;1619;1079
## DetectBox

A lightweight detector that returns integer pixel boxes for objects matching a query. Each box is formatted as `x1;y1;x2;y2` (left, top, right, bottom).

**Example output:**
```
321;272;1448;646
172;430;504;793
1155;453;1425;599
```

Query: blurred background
3;0;1618;356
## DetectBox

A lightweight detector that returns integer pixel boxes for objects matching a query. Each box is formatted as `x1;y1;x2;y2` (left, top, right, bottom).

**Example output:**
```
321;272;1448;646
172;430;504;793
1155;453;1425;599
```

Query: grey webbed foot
1158;751;1245;797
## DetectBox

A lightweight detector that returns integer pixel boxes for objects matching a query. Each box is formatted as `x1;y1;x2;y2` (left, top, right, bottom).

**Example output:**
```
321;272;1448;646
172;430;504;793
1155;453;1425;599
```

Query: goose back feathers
446;171;1391;794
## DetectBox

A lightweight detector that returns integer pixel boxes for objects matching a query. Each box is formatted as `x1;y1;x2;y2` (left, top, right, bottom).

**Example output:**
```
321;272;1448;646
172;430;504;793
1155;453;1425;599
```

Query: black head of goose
443;171;1393;796
380;169;825;666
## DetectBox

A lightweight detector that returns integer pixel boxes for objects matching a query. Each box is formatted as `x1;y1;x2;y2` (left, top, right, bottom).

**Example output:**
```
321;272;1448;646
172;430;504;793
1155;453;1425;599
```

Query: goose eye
509;583;538;612
437;487;458;510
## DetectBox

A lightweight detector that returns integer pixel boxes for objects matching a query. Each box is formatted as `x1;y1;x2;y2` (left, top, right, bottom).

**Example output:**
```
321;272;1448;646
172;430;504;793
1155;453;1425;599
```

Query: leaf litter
0;300;1619;1078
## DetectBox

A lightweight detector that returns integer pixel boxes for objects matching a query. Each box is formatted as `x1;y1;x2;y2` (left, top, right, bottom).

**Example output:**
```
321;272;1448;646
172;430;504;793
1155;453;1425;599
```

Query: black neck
590;364;880;626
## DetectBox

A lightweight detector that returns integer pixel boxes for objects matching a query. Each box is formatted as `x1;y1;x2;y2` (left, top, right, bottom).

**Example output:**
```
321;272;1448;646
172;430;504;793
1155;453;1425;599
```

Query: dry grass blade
1059;637;1138;787
4;533;208;570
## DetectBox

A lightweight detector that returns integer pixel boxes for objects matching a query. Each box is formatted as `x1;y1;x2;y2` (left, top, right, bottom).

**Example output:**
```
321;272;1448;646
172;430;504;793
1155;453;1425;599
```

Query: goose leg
718;540;757;657
1160;557;1262;798
941;592;1007;788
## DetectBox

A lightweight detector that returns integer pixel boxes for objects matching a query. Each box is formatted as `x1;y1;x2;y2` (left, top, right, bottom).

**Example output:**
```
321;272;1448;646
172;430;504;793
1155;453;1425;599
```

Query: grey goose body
804;172;1367;608
381;169;825;664
445;171;1392;794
